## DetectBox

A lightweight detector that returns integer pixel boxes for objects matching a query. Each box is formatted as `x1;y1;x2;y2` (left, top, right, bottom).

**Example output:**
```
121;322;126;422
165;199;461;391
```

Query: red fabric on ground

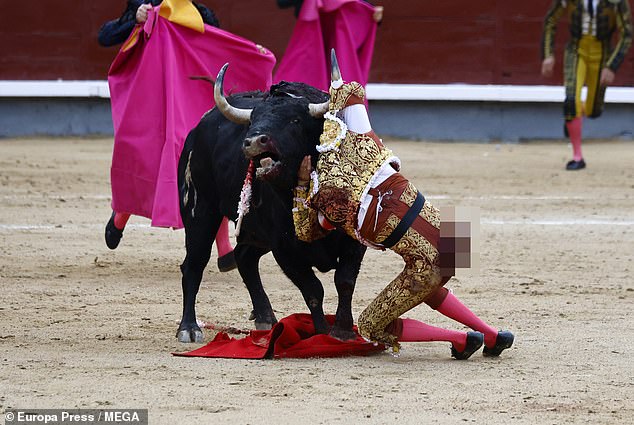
173;313;385;359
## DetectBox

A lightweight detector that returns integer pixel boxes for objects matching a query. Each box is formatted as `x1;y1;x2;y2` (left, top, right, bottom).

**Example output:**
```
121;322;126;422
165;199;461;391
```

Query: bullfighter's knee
357;309;398;347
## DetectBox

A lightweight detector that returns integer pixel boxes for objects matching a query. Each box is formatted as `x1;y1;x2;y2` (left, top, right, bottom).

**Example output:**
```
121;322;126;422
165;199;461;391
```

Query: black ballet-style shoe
451;331;484;360
566;159;586;170
217;251;237;272
483;330;515;357
104;212;124;250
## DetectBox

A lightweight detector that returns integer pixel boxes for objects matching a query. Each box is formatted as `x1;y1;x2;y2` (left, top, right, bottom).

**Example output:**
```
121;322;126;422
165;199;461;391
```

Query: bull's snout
243;134;271;150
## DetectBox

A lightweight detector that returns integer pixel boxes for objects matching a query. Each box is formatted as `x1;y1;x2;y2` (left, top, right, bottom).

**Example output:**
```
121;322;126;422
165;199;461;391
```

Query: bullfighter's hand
600;68;615;86
541;56;555;78
136;3;152;24
373;6;384;23
298;155;312;186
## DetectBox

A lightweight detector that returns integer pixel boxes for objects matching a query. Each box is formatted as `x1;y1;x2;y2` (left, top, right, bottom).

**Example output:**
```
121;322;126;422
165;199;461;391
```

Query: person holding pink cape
100;0;276;272
275;0;383;93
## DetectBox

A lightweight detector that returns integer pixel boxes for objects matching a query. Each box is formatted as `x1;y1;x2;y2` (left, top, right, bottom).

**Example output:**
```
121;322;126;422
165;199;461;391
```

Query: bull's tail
178;139;197;220
182;150;197;218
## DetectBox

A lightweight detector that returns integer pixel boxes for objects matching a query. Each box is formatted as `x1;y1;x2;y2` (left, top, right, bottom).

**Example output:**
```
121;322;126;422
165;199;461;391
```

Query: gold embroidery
355;199;444;348
293;185;329;242
329;82;365;110
312;131;396;239
399;183;417;205
357;254;443;348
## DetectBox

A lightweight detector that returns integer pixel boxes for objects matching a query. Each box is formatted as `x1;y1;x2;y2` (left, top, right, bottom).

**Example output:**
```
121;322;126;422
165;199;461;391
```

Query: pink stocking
113;212;130;230
215;217;234;257
566;117;583;161
399;318;468;351
431;288;499;349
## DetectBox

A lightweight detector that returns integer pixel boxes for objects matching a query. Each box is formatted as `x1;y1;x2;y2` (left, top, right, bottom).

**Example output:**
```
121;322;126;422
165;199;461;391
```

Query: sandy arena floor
0;137;632;424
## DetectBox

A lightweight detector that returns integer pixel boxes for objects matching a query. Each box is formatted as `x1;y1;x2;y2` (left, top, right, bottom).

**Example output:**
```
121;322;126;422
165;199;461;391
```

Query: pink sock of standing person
566;117;583;162
106;211;236;273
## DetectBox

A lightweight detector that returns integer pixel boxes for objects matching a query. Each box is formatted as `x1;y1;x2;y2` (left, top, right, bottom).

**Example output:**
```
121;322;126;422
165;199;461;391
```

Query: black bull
176;76;366;343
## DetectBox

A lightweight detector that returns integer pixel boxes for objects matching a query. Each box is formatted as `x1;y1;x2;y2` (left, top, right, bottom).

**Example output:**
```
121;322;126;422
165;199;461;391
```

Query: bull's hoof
177;328;204;343
312;318;331;336
329;327;357;341
254;321;273;330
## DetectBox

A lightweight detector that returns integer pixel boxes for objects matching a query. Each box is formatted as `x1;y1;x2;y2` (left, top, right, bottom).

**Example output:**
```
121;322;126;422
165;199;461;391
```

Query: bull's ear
214;63;252;125
189;76;215;85
282;92;303;99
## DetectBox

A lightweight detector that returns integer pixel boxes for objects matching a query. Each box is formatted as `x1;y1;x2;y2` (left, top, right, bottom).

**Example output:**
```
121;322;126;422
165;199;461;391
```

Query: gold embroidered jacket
542;0;633;72
292;82;400;243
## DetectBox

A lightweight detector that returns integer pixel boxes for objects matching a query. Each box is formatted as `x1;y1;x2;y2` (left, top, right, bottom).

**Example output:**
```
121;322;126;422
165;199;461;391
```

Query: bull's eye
291;118;301;124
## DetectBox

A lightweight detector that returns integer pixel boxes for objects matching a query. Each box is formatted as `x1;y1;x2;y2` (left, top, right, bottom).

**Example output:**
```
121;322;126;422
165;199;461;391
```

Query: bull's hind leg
234;244;278;330
177;205;223;343
272;249;329;335
331;240;366;341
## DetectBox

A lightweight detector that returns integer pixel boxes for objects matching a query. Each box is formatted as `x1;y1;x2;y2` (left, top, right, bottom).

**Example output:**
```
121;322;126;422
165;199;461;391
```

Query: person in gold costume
541;0;632;170
292;51;514;359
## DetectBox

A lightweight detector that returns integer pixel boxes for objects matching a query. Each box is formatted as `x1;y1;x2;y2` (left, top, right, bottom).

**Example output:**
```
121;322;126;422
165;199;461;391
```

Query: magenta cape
108;9;275;228
274;0;377;92
173;313;385;359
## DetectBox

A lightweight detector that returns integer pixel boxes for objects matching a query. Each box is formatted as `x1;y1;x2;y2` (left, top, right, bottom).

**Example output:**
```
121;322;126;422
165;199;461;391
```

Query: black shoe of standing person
451;331;484;360
566;159;586;170
483;330;515;357
217;251;237;272
105;212;124;250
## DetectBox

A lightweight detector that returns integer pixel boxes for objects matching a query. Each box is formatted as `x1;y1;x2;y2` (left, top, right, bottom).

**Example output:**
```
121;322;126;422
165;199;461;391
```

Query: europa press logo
4;409;148;424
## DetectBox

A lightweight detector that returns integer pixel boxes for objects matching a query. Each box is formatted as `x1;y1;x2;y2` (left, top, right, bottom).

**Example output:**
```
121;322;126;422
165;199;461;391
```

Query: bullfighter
292;51;514;359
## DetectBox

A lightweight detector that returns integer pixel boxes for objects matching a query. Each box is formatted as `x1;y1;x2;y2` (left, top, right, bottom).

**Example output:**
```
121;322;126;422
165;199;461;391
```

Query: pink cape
173;313;385;359
274;0;377;92
108;9;276;228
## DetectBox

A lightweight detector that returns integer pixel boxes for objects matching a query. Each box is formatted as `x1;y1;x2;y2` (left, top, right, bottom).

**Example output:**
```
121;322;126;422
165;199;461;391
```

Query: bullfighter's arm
293;156;330;242
293;184;329;242
97;0;146;47
541;0;564;60
606;0;633;72
193;2;220;28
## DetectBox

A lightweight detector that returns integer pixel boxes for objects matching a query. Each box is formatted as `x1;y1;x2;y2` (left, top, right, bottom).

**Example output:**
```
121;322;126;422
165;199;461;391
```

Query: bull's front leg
234;244;278;330
177;205;221;343
272;248;329;335
331;238;366;341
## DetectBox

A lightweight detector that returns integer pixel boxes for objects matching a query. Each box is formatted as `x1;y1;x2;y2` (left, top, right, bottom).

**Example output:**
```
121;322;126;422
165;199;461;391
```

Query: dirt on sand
0;137;632;424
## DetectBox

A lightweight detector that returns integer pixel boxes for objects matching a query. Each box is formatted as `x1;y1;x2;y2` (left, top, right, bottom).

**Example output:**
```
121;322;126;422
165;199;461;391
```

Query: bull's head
214;64;330;185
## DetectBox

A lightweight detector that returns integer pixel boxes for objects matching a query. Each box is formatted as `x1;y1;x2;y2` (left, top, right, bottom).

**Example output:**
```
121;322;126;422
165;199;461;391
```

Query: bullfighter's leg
271;248;330;335
178;203;223;343
357;256;443;349
358;259;484;360
394;318;484;360
330;238;366;341
234;244;278;330
425;287;514;357
104;211;130;250
216;217;237;272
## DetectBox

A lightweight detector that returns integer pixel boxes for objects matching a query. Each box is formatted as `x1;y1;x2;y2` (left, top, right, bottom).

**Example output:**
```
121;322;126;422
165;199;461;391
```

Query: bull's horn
330;48;342;84
307;48;343;117
214;63;252;125
308;99;330;118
